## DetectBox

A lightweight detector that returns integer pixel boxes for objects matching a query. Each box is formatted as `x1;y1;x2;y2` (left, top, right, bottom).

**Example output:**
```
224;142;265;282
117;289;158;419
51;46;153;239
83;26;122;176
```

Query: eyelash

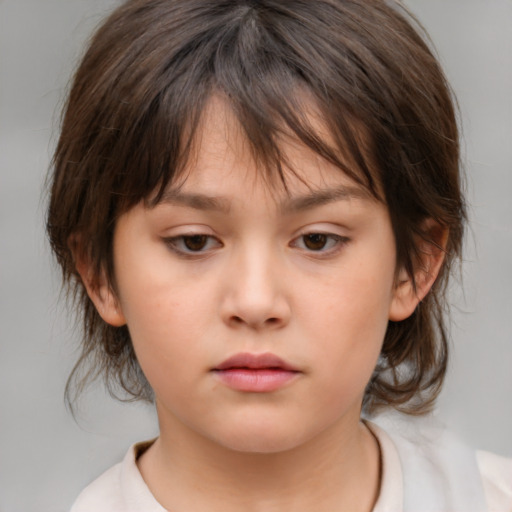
163;234;223;258
163;232;349;258
291;233;349;256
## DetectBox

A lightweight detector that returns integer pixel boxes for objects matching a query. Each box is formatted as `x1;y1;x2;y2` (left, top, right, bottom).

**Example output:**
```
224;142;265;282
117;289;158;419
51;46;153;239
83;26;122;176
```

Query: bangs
146;89;380;207
89;1;384;213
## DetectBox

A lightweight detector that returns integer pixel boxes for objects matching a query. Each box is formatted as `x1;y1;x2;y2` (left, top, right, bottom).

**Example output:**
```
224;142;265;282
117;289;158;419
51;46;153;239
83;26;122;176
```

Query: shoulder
477;450;512;512
70;461;124;512
368;414;512;512
70;442;165;512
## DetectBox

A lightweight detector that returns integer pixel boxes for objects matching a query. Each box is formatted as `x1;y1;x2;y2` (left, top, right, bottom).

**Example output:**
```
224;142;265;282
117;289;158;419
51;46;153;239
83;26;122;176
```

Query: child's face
103;96;405;453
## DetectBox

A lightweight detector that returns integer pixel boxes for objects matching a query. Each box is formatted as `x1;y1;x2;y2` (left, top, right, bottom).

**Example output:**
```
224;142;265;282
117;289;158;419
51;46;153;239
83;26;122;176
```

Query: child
47;0;512;510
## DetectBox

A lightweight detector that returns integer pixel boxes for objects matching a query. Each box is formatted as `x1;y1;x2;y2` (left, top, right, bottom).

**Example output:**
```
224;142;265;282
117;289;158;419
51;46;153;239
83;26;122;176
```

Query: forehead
155;94;380;207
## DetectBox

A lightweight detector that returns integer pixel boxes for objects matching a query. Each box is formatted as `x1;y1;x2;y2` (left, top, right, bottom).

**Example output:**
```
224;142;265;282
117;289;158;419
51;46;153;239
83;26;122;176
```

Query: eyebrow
281;185;372;213
157;190;232;213
156;184;371;214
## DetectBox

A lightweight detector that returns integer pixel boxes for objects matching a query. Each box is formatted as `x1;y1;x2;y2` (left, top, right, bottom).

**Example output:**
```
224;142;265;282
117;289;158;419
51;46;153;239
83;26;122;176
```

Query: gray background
1;1;511;511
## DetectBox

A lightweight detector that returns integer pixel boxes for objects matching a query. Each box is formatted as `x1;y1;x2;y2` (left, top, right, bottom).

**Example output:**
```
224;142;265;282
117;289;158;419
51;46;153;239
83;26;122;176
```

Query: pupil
184;235;207;251
304;234;327;250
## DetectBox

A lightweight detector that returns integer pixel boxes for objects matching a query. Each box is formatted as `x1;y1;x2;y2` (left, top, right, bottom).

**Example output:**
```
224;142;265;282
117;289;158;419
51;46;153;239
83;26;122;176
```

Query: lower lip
214;369;299;392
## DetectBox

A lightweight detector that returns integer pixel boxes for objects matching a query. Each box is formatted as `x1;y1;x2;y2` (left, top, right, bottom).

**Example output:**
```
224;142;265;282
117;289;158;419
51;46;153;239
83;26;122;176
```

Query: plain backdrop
1;1;511;511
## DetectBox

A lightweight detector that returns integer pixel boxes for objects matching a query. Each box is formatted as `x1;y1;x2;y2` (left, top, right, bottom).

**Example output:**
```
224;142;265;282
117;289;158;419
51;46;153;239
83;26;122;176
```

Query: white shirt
70;422;512;512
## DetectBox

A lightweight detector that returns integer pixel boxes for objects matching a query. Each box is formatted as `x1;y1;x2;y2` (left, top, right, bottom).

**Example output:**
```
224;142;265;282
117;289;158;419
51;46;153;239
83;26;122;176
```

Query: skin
80;96;444;512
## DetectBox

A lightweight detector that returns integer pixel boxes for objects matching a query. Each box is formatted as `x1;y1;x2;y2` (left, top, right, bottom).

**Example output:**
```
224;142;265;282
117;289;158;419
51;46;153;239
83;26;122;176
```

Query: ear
389;220;448;322
72;243;126;327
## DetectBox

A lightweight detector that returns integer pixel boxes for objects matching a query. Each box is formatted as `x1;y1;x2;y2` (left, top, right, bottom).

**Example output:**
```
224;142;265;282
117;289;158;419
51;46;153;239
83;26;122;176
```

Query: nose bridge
223;237;290;329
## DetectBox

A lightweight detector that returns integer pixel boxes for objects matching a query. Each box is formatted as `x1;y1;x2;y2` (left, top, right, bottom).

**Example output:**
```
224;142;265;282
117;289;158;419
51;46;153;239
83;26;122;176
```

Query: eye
182;235;210;251
292;232;348;253
302;233;331;251
163;234;222;256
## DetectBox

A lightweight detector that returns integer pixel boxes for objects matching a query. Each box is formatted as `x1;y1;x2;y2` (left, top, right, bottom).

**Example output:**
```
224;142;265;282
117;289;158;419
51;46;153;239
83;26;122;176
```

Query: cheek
115;261;214;386
304;254;394;338
299;260;394;401
122;286;205;355
114;233;209;338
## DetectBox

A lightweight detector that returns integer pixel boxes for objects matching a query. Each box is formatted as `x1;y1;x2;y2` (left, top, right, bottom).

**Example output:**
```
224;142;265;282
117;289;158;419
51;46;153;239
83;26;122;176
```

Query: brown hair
47;0;465;414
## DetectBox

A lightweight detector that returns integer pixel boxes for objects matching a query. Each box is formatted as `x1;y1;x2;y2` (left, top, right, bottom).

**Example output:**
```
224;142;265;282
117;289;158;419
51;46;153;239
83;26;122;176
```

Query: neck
138;409;381;512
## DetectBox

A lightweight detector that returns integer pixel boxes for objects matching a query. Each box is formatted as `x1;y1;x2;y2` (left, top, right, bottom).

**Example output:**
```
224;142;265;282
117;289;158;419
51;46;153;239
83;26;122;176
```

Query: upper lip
214;352;299;372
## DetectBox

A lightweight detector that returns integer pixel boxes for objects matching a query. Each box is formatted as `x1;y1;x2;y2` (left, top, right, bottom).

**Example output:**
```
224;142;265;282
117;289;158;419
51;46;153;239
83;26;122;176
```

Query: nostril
228;315;281;328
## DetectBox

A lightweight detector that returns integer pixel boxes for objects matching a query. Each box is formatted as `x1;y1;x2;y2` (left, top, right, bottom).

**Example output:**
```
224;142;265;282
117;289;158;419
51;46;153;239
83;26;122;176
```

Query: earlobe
73;249;126;327
388;267;419;322
89;281;127;327
389;220;448;322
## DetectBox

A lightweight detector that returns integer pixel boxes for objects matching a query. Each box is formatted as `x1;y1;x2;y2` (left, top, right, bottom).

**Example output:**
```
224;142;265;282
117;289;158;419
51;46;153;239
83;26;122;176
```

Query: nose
220;245;291;331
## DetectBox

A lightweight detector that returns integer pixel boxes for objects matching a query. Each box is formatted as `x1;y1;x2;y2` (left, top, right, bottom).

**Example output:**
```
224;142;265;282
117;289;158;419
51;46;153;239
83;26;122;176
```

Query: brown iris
303;233;328;250
183;235;208;251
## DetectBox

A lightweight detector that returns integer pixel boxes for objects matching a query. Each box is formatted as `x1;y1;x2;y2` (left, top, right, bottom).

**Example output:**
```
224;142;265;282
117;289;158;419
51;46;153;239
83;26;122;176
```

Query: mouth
212;352;301;392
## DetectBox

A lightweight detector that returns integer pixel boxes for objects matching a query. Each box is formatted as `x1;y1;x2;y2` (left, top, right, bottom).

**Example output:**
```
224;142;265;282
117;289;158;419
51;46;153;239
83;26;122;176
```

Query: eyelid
162;233;223;258
290;230;350;256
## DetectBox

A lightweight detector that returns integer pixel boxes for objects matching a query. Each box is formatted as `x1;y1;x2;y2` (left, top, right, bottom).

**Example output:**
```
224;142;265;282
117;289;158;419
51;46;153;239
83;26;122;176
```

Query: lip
212;352;301;392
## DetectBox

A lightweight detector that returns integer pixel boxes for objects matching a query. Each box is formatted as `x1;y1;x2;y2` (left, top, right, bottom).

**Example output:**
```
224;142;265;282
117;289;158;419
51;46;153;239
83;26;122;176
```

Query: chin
205;416;317;455
219;434;306;454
